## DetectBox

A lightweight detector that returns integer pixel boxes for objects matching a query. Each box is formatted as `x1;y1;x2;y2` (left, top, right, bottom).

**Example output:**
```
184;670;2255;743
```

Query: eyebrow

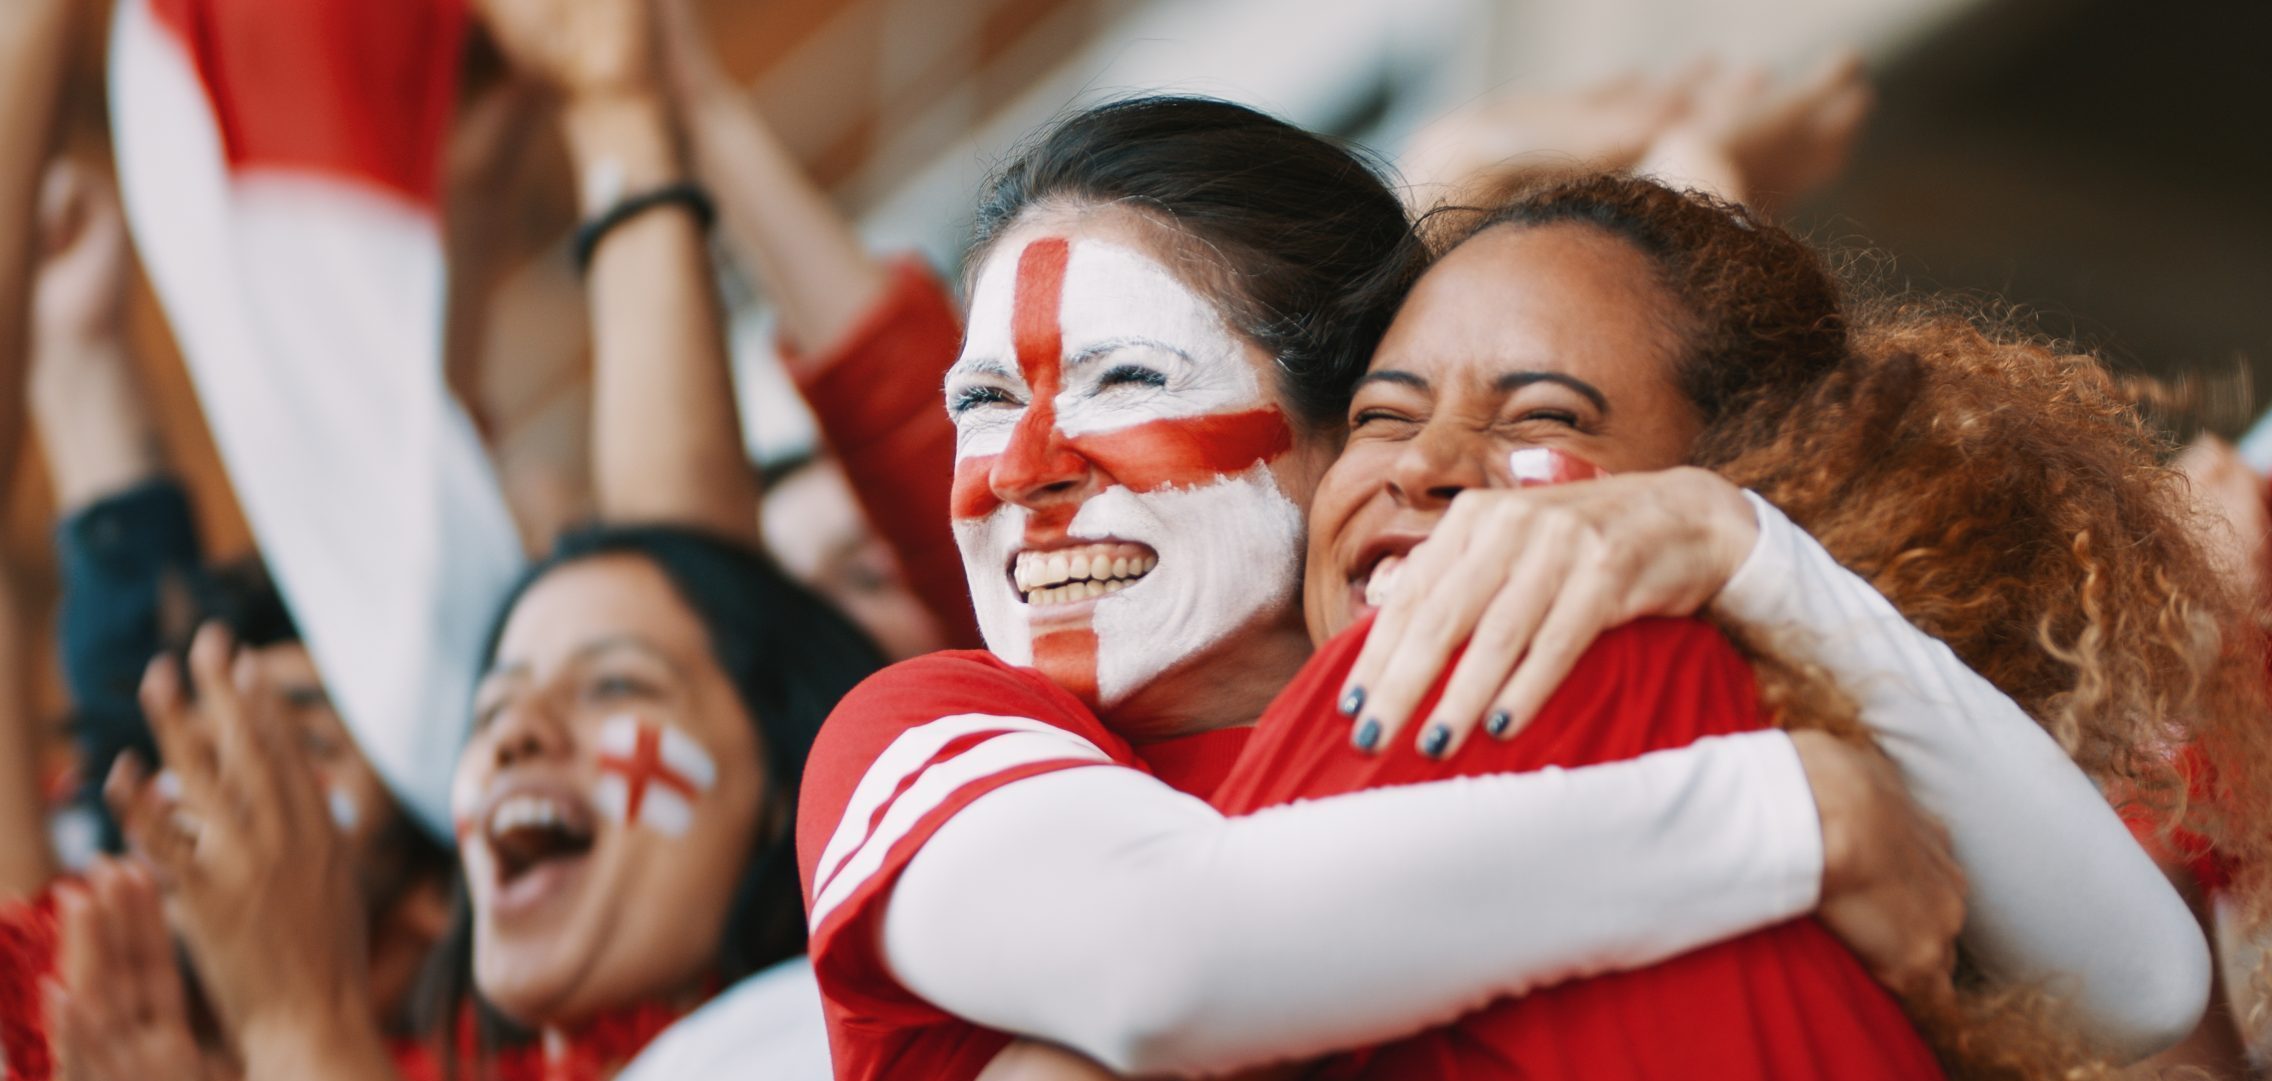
947;357;1016;382
1355;368;1611;414
1355;369;1428;391
1497;371;1610;413
481;634;684;685
1065;338;1195;369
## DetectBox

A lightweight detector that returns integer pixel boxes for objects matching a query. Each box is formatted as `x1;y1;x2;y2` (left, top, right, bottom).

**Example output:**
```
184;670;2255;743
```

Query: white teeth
1014;544;1160;603
489;795;568;836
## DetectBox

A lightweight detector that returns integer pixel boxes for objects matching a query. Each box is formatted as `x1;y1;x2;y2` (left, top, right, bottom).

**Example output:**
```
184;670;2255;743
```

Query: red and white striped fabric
109;0;525;838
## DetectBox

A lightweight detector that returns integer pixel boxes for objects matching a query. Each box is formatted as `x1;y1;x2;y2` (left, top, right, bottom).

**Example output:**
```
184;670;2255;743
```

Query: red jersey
797;650;1247;1081
1212;617;1944;1080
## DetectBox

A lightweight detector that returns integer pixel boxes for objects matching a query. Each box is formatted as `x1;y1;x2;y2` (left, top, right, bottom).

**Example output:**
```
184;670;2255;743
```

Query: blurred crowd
1;1;2270;1080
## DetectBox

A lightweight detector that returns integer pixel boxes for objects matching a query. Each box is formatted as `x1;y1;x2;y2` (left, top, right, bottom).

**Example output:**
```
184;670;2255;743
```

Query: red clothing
1213;617;1943;1080
785;258;982;650
0;890;59;1080
797;650;1248;1081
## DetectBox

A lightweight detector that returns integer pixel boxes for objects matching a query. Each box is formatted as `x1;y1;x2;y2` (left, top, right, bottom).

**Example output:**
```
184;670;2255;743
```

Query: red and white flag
595;715;719;838
110;0;526;838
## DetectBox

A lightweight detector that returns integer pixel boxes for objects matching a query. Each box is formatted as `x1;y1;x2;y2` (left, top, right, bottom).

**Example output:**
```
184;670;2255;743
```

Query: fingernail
1337;686;1366;717
1486;709;1513;737
1420;725;1451;758
1352;717;1382;752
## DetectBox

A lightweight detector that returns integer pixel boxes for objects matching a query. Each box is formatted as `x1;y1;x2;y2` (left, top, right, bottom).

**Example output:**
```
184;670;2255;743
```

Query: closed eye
1515;409;1581;427
1352;408;1419;429
949;384;1020;416
1096;364;1168;390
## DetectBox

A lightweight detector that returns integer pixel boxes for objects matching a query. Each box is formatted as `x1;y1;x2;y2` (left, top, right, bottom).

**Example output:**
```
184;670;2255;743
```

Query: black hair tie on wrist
573;181;718;274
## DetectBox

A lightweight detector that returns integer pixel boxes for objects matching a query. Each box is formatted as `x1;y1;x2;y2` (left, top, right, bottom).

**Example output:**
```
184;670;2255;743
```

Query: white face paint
327;786;362;832
590;714;718;838
945;234;1305;708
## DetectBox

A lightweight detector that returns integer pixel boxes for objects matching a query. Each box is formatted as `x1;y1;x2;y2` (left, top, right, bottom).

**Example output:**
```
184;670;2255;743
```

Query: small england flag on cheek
594;715;719;838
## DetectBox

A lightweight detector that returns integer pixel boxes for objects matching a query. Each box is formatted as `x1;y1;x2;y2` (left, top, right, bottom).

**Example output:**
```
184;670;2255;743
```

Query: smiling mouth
486;792;596;890
1013;542;1159;607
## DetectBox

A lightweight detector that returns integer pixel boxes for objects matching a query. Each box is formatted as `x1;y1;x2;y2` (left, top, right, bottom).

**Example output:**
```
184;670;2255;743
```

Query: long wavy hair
1424;174;2272;1077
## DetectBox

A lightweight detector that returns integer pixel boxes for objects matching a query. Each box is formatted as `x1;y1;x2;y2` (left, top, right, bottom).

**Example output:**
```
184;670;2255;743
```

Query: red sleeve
785;257;980;650
797;651;1131;1032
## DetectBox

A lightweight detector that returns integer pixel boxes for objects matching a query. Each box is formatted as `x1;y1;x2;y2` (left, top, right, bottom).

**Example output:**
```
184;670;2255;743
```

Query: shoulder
798;650;1134;920
809;651;1116;782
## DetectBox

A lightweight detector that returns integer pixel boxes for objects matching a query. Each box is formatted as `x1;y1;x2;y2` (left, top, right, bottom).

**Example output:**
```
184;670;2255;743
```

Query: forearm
886;731;1820;1075
31;333;165;514
566;93;758;543
0;573;56;897
1718;491;2209;1059
0;0;76;476
683;92;887;359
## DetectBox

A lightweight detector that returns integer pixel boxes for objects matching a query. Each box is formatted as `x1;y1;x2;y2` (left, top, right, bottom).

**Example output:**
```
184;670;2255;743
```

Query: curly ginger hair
1432;174;2272;1077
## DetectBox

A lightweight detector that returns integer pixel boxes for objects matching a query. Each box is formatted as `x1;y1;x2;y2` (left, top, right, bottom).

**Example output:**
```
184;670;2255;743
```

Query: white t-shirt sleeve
1716;490;2209;1061
883;729;1820;1076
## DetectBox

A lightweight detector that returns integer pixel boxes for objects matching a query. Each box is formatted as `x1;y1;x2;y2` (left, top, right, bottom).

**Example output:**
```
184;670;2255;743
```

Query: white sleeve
884;730;1821;1076
1716;490;2210;1061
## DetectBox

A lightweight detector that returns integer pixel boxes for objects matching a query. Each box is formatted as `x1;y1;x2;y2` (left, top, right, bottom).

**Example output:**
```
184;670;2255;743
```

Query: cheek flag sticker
1509;446;1609;487
594;715;719;838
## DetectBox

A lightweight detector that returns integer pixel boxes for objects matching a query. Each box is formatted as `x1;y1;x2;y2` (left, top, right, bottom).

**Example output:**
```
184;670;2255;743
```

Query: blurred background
8;0;2268;758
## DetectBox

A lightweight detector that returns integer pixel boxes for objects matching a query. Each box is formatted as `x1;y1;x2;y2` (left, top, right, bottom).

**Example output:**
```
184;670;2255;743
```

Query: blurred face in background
763;455;947;660
456;555;768;1024
243;644;400;876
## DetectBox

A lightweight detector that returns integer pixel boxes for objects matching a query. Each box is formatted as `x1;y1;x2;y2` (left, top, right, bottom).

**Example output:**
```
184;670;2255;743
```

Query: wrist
560;92;686;213
1790;731;1858;900
237;988;387;1078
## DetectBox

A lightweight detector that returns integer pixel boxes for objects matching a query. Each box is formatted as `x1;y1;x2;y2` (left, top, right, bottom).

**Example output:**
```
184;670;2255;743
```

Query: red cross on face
949;238;1294;524
596;720;702;826
948;235;1303;707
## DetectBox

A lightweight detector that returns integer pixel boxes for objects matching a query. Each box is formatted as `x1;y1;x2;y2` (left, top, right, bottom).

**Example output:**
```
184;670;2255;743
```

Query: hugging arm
1718;492;2210;1060
887;732;1824;1076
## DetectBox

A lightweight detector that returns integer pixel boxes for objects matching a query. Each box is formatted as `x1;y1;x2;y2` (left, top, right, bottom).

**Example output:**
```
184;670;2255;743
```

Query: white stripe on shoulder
811;713;1106;902
810;724;1111;928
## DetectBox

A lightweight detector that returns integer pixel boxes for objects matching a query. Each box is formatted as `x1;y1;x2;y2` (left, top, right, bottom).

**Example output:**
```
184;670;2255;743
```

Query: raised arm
477;0;758;544
653;0;978;645
0;0;77;900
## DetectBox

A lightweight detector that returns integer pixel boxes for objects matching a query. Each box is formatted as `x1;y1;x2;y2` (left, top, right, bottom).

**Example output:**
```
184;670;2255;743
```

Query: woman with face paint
798;98;2210;1080
1192;175;2272;1077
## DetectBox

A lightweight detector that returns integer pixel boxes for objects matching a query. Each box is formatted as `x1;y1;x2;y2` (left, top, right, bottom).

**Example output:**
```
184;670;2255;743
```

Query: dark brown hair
971;95;1424;429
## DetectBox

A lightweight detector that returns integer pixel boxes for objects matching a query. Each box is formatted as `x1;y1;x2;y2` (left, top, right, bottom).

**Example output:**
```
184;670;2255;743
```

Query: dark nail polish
1338;686;1367;717
1420;725;1451;759
1353;717;1382;751
1486;710;1513;737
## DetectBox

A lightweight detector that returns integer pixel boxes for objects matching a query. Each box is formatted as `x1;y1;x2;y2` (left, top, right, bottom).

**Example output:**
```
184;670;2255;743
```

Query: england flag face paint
947;233;1306;709
592;714;718;838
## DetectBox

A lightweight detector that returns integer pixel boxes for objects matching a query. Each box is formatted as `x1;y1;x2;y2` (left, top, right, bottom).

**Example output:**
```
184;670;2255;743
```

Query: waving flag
110;0;526;838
